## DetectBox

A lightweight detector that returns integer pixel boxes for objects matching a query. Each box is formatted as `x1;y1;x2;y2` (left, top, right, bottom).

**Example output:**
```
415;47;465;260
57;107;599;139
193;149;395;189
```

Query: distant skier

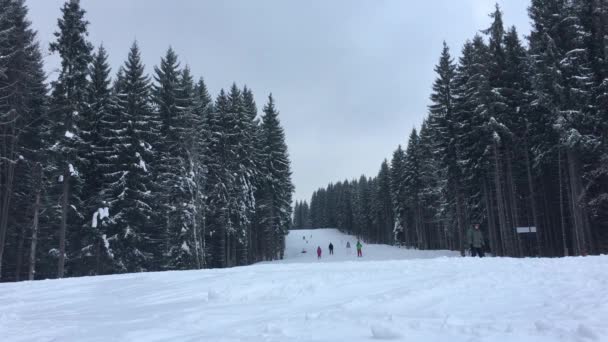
467;223;485;257
346;241;351;255
329;242;334;255
356;240;363;257
317;246;322;259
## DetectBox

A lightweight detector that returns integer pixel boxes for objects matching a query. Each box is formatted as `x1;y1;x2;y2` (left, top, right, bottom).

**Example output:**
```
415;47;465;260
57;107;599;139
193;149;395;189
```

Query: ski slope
1;229;607;342
276;228;458;263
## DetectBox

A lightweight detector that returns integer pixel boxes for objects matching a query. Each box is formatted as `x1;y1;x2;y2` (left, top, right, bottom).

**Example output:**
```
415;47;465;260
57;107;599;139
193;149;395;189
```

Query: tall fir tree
48;0;93;278
74;45;115;275
0;0;49;280
258;94;294;260
427;41;466;254
152;48;198;269
105;42;162;272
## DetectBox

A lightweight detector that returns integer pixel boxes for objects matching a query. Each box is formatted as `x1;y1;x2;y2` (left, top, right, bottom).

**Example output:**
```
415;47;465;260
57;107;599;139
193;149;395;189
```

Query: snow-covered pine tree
389;145;407;245
0;0;49;281
581;0;608;249
152;48;198;270
176;66;205;269
482;6;522;257
292;201;301;229
227;84;256;266
48;0;93;278
204;89;233;268
403;129;425;249
417;119;445;249
501;26;541;256
454;35;496;253
190;77;213;267
528;0;596;256
258;94;294;260
374;160;394;244
243;85;265;262
302;200;312;228
74;44;115;276
107;42;162;272
427;41;466;255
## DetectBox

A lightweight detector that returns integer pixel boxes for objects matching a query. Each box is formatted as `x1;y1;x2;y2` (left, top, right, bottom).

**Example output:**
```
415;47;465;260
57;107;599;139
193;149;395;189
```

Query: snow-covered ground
274;228;459;263
2;229;607;342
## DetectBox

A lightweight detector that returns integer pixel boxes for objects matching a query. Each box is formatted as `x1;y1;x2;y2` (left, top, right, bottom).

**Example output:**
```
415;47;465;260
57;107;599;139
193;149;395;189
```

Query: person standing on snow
356;240;363;257
329;242;334;255
467;223;485;257
317;246;322;259
346;241;351;255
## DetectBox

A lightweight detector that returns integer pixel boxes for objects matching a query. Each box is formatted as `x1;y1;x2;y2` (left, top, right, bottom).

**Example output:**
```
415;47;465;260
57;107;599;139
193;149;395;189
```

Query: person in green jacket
467;223;485;257
356;240;363;257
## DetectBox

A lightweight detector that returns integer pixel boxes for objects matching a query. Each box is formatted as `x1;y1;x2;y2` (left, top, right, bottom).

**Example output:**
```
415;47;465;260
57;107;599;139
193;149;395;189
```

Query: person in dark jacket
328;242;334;255
467;223;485;257
317;246;322;259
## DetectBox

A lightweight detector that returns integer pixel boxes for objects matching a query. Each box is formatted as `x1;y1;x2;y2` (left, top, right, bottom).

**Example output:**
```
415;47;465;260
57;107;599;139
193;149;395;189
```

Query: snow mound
371;324;402;339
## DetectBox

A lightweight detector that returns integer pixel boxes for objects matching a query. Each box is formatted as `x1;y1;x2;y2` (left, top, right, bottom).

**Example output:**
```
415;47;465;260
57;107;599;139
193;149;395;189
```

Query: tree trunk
58;167;70;278
524;139;541;256
455;182;467;256
566;148;592;255
29;193;41;281
493;143;512;256
483;178;499;256
505;150;522;257
95;239;101;275
28;164;42;281
558;149;569;256
0;132;17;280
15;219;27;281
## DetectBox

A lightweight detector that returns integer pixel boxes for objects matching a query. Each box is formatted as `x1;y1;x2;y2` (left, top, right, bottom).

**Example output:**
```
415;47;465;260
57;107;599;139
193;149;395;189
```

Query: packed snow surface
2;229;607;342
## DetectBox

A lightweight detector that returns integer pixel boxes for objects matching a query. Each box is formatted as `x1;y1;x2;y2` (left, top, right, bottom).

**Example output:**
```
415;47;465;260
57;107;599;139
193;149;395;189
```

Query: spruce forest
0;0;294;281
295;1;608;258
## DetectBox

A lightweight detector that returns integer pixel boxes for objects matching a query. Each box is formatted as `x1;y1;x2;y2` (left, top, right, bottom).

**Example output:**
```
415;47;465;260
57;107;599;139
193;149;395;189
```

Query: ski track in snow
1;229;607;342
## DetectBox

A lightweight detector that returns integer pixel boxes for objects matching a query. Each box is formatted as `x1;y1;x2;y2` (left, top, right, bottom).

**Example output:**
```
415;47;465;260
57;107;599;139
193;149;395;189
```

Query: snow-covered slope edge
1;230;607;341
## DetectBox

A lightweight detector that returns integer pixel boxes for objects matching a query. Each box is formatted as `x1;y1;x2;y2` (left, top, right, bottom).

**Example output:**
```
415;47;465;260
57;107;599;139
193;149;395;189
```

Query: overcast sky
27;0;531;203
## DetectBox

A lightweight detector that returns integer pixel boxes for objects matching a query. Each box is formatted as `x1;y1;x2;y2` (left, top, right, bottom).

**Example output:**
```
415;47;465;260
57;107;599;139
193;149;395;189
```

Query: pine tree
74;44;115;275
374;160;394;244
427;41;467;254
390;145;406;244
204;89;233;268
0;0;49;280
105;42;162;272
190;77;212;267
403;129;425;249
258;94;294;260
227;83;256;266
48;0;94;278
152;48;199;269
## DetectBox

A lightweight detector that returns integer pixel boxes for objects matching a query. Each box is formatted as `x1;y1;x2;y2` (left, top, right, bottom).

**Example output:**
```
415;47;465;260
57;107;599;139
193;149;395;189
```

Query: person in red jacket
317;246;322;259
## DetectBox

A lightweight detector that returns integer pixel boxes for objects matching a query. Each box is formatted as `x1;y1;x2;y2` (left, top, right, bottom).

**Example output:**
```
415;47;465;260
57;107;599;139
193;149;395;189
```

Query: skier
356;240;363;257
346;241;351;255
467;223;485;257
317;246;322;259
329;242;334;255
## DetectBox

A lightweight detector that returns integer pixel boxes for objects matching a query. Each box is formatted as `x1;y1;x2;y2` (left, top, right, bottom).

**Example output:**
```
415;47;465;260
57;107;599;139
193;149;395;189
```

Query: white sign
516;226;537;233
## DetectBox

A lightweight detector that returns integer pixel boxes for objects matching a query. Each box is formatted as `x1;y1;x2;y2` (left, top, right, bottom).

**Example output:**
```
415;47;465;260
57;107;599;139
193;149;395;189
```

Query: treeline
292;200;312;229
307;1;608;257
0;0;293;282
